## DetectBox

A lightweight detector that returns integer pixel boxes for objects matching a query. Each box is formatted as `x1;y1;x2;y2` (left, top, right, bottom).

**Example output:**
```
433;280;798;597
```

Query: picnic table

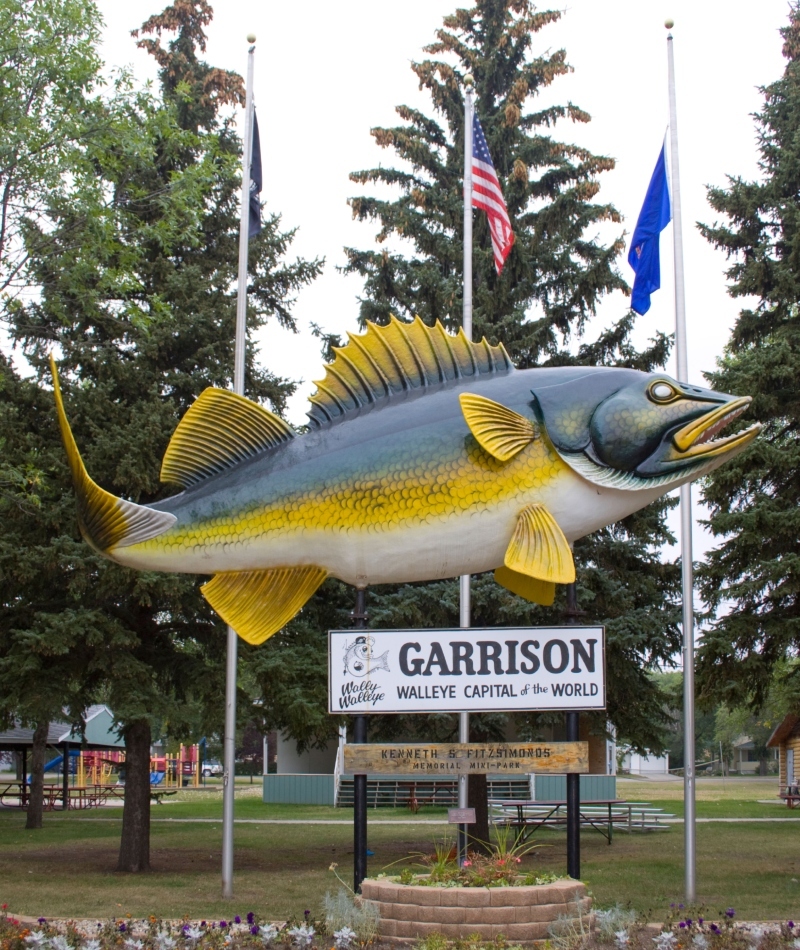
779;785;800;808
489;797;673;844
0;781;126;810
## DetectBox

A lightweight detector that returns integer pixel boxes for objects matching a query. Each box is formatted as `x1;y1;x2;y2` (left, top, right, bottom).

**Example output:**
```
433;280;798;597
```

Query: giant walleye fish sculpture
51;317;759;645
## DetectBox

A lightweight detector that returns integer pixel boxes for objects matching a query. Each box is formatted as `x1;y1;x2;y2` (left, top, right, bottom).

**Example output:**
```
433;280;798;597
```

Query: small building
766;714;800;789
619;749;670;776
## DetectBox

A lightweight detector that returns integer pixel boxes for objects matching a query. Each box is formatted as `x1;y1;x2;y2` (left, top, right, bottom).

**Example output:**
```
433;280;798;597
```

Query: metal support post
458;84;474;865
222;38;256;899
62;742;70;811
565;580;580;879
667;26;696;902
353;587;368;893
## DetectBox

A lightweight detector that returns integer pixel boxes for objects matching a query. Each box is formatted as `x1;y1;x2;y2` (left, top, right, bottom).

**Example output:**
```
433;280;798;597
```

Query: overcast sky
96;0;789;574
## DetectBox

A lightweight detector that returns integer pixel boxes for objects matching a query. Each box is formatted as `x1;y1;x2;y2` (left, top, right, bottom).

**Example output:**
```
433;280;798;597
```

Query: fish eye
648;381;680;404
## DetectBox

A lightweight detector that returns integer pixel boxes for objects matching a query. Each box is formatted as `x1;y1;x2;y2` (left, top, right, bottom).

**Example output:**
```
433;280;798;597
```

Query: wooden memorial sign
343;741;588;775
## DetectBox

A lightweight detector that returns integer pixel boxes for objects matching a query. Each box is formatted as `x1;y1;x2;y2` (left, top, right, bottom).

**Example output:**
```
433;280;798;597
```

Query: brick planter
360;877;591;944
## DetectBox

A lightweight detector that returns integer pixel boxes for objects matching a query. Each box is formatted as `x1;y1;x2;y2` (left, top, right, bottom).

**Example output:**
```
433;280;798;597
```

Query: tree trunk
759;757;768;777
25;720;48;830
117;719;151;872
468;773;491;854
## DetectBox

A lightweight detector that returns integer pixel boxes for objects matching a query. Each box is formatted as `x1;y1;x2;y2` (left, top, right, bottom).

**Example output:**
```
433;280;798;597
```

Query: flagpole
222;34;256;900
457;74;475;867
666;20;696;903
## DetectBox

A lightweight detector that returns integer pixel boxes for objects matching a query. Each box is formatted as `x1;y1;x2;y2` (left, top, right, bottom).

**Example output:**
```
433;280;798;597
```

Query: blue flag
628;143;671;315
248;111;262;238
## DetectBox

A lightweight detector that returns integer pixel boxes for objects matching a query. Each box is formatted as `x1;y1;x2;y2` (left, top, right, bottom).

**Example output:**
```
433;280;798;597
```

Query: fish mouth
670;397;761;460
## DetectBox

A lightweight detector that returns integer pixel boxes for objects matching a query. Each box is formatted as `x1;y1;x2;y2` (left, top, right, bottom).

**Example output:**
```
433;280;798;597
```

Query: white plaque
328;626;605;714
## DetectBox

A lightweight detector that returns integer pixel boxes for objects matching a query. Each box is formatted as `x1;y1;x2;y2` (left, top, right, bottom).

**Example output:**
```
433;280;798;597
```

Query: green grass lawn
2;782;800;923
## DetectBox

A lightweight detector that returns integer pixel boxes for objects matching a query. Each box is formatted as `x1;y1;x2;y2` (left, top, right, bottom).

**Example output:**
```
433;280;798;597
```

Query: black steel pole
62;742;69;811
21;748;27;805
352;587;368;893
565;581;580;879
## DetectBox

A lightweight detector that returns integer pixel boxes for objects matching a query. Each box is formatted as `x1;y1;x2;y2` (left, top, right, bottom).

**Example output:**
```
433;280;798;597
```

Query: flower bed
360;877;591;944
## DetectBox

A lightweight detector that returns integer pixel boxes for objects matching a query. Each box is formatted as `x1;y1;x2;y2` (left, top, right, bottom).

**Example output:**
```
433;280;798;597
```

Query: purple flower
710;925;720;934
220;921;228;928
679;904;684;910
200;922;206;928
182;925;189;932
304;911;310;919
686;920;692;926
38;919;46;925
726;909;735;919
119;924;127;933
679;923;687;929
699;919;704;925
234;916;241;925
211;924;216;930
250;927;259;936
247;914;255;926
789;922;795;929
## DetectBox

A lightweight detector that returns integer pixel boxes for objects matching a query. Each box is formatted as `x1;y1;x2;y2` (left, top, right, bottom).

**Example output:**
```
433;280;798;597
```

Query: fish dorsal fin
504;503;575;585
460;393;537;461
201;566;327;645
161;388;294;488
307;316;514;427
494;566;555;606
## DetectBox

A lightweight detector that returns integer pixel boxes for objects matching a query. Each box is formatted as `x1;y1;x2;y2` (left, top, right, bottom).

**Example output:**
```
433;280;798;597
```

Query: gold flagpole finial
247;33;256;43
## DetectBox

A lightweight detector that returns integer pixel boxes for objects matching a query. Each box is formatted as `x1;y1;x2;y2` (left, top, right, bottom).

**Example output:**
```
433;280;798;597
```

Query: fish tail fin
374;651;391;672
50;355;176;555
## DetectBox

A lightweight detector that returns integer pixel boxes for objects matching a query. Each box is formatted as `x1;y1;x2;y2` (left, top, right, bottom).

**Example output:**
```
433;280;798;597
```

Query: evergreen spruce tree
5;0;320;870
696;3;800;710
339;0;681;753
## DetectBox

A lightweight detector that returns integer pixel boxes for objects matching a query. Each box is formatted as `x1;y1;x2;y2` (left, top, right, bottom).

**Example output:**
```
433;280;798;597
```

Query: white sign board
328;626;605;714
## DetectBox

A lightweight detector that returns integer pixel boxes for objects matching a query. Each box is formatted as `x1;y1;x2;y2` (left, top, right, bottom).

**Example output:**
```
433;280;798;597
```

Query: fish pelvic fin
494;566;555;606
201;565;327;645
459;393;538;461
50;356;177;554
161;388;295;488
504;503;575;585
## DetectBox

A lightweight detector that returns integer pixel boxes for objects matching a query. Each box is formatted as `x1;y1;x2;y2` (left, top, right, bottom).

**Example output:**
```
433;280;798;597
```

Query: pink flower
463;860;472;867
515;857;521;863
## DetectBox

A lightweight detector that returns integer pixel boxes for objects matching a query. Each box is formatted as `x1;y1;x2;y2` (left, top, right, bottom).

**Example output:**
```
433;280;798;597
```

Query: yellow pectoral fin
494;566;555;606
504;503;575;585
201;566;327;645
459;393;537;461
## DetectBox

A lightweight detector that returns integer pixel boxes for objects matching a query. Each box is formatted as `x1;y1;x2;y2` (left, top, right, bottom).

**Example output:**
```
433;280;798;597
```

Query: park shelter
767;713;800;788
0;704;124;781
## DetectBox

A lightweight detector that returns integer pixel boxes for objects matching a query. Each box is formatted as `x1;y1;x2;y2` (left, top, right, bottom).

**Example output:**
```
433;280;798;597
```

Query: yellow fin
307;316;514;426
50;355;176;553
161;388;294;488
459;393;537;461
201;566;327;645
494;566;555;606
504;503;575;584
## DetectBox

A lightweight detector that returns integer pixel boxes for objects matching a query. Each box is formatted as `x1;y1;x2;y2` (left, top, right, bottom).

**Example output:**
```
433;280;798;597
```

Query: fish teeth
695;405;747;445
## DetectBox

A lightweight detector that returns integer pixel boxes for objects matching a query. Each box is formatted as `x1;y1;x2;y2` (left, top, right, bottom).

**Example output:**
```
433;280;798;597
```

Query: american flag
471;114;514;274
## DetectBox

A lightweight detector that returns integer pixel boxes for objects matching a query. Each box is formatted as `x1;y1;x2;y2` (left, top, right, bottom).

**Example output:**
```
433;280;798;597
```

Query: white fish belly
116;469;673;585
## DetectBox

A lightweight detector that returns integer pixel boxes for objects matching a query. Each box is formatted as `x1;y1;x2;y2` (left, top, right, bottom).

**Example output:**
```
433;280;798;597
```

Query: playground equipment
149;744;202;788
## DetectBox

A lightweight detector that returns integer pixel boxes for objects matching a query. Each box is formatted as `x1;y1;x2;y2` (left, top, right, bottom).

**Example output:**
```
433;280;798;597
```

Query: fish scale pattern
144;431;566;557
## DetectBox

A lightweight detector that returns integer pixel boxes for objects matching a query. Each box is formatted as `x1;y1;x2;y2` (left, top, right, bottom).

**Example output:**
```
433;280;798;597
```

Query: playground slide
30;748;80;781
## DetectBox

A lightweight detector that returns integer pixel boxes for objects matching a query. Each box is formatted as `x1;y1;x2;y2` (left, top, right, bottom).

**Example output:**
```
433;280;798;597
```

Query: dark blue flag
628;143;671;315
248;110;262;238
